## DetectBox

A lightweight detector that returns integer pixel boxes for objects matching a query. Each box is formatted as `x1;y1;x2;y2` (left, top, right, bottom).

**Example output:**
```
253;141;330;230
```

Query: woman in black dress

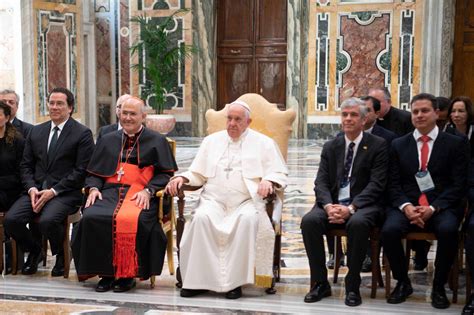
0;101;25;211
447;96;474;156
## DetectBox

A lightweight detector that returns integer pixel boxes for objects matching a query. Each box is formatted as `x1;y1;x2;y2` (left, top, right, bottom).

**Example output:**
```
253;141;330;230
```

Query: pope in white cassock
165;101;288;299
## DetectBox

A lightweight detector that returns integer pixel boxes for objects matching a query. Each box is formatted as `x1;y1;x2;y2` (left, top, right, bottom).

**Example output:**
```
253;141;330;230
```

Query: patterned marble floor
0;138;466;314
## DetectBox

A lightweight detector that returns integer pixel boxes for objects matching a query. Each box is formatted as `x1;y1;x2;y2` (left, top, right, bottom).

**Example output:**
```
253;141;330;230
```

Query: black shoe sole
180;289;208;298
387;288;413;304
113;280;136;293
51;269;64;277
304;290;331;303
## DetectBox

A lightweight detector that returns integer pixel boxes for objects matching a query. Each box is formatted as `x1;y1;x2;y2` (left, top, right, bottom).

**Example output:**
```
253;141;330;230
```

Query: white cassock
179;129;288;292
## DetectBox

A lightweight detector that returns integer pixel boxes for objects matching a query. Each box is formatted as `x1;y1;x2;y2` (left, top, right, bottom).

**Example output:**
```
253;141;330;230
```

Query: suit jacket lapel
47;118;73;169
428;132;444;171
350;133;368;187
406;135;420;172
37;123;50;171
335;136;345;185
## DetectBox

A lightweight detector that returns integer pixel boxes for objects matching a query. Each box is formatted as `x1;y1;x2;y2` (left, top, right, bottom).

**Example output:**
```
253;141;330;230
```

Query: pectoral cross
224;166;233;179
117;167;125;181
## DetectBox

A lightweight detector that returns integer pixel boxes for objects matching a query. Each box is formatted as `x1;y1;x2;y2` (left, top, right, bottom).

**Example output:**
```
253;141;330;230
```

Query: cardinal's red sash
106;162;154;278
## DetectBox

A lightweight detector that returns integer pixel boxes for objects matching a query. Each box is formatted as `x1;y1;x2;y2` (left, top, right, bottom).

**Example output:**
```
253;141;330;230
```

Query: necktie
418;135;430;206
342;142;355;185
48;126;59;162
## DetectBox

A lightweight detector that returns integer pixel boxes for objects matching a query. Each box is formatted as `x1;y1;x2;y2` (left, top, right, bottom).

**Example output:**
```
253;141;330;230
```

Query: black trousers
4;194;79;255
301;204;380;292
381;208;460;286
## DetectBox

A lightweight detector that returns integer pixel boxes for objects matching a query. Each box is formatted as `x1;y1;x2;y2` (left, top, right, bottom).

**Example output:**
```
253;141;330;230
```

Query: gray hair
340;97;368;119
369;87;391;101
0;89;19;103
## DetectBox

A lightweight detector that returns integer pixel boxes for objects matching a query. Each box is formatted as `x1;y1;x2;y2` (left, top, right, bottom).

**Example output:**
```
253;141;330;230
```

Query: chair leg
370;238;382;298
274;233;281;282
63;219;70;278
405;240;411;271
467;265;472;302
11;239;17;275
333;236;341;284
42;237;47;267
166;229;174;275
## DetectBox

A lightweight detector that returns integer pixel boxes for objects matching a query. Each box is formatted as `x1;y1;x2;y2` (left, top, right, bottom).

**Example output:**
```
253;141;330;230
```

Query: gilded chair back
205;93;296;161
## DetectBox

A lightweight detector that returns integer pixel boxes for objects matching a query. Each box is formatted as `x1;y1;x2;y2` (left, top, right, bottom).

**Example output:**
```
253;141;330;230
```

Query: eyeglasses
1;99;17;105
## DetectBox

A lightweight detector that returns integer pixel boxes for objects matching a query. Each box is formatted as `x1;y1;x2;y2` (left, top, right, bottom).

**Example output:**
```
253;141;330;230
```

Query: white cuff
399;202;412;212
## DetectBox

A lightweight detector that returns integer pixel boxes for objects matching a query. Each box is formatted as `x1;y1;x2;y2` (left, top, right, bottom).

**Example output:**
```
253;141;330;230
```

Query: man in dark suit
369;87;414;137
96;94;131;140
328;96;396;272
301;97;388;307
4;87;94;277
381;93;469;309
361;95;397;144
0;89;33;138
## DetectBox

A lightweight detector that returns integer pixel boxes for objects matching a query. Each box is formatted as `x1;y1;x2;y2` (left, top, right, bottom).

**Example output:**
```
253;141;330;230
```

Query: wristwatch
144;188;154;196
348;204;356;215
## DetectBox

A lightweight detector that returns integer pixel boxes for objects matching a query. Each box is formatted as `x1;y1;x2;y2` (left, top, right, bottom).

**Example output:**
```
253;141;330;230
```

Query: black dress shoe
304;281;331;303
361;255;372;272
345;291;362;307
462;294;474;315
95;277;115;292
431;286;450;309
180;288;209;297
387;280;413;304
21;249;44;275
225;286;242;299
113;278;136;292
51;253;65;277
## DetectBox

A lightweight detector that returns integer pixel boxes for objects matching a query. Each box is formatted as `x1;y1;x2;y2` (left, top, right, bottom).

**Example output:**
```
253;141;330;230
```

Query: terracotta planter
145;114;176;135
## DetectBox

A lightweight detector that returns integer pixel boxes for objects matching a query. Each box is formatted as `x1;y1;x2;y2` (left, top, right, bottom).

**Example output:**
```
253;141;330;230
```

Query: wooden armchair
175;93;296;292
150;138;177;287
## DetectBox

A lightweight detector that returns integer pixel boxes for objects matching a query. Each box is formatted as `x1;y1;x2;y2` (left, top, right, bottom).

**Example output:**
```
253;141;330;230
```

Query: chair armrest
264;191;277;224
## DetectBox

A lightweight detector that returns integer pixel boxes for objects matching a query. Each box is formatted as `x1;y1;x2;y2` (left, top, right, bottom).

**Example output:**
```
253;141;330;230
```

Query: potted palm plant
130;9;197;134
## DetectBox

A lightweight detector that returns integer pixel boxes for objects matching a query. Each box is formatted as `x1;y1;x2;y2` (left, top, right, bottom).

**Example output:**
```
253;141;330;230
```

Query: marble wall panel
98;102;111;127
191;0;216;136
95;0;110;12
309;0;422;127
95;17;112;97
119;0;130;94
130;0;193;125
46;24;68;92
36;9;79;117
337;12;390;104
139;0;183;10
0;7;16;89
287;0;310;138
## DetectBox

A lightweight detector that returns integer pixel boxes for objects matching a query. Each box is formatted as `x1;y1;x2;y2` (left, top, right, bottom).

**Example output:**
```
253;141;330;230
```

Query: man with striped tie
301;97;388;307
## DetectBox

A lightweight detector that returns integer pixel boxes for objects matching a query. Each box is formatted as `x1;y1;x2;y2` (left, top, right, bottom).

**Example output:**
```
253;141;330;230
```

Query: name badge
415;171;435;193
338;182;351;203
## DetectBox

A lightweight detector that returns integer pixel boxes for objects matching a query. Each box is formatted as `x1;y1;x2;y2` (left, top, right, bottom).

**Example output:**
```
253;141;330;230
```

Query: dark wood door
217;0;287;110
452;0;474;100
